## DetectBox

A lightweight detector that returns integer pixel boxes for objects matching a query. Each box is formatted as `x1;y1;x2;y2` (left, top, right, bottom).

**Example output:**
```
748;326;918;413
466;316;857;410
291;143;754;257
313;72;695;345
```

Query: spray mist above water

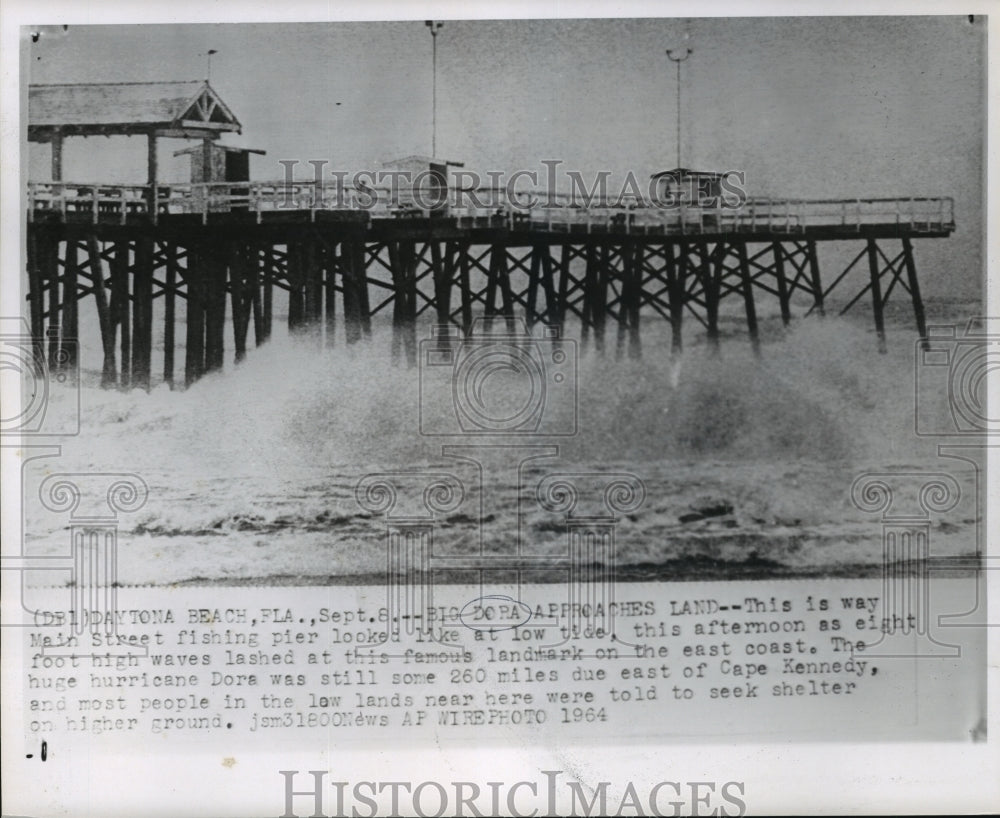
55;313;936;478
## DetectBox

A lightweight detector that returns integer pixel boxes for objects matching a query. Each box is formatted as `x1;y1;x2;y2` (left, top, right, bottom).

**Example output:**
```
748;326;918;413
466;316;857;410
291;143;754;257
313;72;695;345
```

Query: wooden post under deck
61;239;79;373
737;240;760;356
163;243;176;386
185;244;206;387
131;237;154;391
866;238;887;353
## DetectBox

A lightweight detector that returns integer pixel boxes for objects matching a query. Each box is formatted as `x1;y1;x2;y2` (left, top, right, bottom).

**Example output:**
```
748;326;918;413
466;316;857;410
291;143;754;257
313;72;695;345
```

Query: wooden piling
866;238;887;353
45;238;61;373
737;241;760;355
164;243;176;387
458;242;473;334
303;236;323;328
287;240;305;333
252;245;265;347
666;242;685;354
184;244;206;387
582;244;597;346
901;237;928;350
526;245;542;328
539;245;559;328
388;241;404;363
261;245;274;343
485;243;500;318
704;242;722;352
204;245;227;373
26;229;45;375
622;242;641;359
61;239;79;372
341;240;364;344
229;240;251;363
593;244;609;352
131;236;154;391
432;240;454;328
112;240;131;388
86;235;117;388
807;239;825;317
557;244;571;330
324;240;338;347
772;242;791;326
401;241;418;365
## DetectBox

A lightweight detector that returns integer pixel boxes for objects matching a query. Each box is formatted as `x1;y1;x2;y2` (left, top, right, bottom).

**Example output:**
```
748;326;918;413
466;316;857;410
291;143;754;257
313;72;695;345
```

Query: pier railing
26;181;955;234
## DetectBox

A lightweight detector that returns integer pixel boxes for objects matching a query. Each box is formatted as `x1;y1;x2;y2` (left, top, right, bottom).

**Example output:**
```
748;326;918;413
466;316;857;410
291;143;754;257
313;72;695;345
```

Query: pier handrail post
201;183;208;225
152;182;159;225
27;184;34;222
92;185;99;225
119;186;126;225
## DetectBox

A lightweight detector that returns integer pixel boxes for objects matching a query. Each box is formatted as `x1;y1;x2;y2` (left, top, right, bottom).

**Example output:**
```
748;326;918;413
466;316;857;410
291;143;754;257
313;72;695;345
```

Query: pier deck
24;182;954;390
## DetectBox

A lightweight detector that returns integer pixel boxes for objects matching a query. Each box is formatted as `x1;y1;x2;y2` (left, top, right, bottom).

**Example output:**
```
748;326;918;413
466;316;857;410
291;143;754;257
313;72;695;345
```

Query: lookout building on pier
28;80;244;187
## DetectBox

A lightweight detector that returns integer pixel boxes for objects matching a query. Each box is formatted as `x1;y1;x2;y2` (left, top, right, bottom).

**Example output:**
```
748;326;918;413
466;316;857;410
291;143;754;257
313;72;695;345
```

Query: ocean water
20;296;984;585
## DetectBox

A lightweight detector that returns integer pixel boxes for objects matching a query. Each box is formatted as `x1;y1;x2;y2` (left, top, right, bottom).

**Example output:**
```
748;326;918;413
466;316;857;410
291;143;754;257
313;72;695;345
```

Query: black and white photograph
2;2;997;816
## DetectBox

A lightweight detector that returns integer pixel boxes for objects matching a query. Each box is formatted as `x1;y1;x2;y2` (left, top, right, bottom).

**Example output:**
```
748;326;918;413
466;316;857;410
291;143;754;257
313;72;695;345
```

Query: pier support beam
772;242;792;326
112;240;131;389
901;237;929;350
184;244;206;387
86;235;117;388
204;245;227;373
866;238;888;353
341;240;364;344
61;239;79;374
260;246;274;344
807;240;825;317
737;241;761;356
131;237;154;391
229;240;253;363
700;243;721;353
666;243;685;355
26;230;45;375
44;239;61;374
163;243;177;386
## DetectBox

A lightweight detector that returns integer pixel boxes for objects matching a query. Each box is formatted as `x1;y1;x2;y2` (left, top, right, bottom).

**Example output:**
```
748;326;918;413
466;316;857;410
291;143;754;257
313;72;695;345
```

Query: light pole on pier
426;21;444;157
666;47;692;169
205;49;218;83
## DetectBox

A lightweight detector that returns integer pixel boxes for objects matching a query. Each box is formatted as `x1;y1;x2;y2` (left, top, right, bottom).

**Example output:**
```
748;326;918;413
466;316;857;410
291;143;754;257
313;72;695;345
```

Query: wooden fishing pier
23;81;956;391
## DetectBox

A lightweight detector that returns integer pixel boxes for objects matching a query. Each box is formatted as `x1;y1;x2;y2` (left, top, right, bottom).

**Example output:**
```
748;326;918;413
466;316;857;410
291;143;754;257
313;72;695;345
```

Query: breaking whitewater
20;296;983;586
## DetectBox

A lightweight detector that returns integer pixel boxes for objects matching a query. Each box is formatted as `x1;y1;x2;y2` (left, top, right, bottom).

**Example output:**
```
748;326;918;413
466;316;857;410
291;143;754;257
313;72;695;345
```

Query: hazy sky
23;16;986;295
